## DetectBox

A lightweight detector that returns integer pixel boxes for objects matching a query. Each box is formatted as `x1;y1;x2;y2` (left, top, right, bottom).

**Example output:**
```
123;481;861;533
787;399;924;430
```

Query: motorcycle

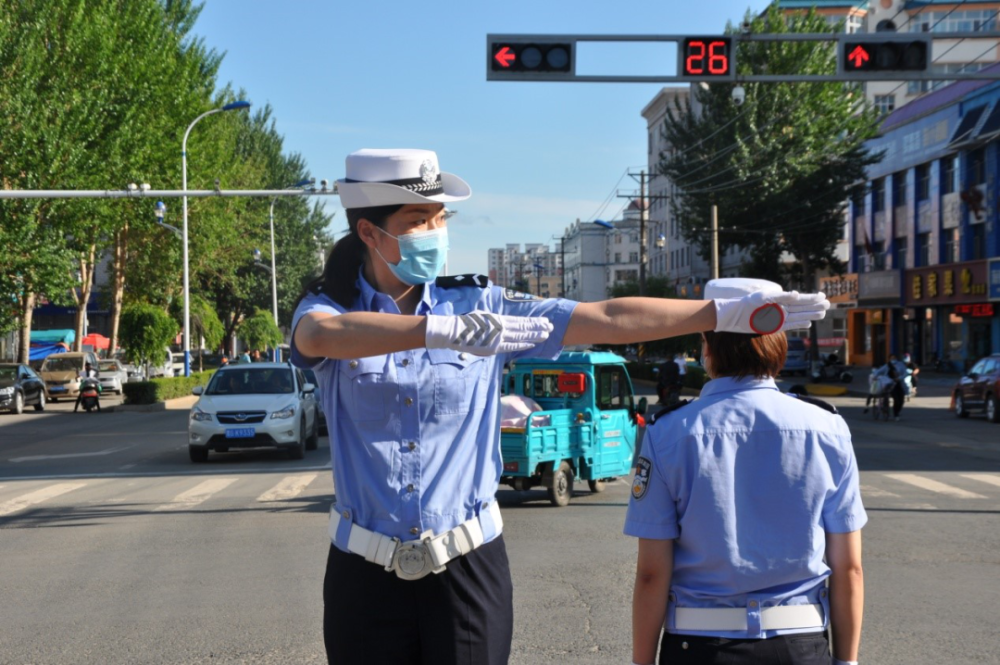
79;377;102;413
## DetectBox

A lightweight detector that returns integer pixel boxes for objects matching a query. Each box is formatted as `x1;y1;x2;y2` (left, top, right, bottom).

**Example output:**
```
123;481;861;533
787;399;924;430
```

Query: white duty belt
328;502;503;581
674;604;825;632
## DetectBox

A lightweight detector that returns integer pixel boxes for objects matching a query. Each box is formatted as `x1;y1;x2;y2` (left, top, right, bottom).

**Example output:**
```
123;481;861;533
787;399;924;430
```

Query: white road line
0;463;332;482
884;473;988;499
860;484;901;499
152;478;239;512
960;473;1000;489
257;474;318;502
0;482;87;517
9;446;134;463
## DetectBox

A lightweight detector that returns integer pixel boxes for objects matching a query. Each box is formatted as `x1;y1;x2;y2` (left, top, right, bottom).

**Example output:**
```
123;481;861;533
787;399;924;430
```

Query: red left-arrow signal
848;45;870;69
494;46;516;68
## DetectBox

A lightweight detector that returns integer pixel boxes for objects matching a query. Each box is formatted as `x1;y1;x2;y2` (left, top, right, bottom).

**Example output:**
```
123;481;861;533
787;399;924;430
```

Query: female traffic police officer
625;278;866;665
290;150;832;665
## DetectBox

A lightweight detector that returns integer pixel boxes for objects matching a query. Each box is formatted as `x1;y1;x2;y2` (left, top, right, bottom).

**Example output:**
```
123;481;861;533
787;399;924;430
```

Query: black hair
296;204;404;310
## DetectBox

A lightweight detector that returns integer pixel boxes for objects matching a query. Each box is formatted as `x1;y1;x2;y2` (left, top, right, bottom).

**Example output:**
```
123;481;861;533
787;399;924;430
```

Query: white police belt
675;604;824;632
328;502;503;581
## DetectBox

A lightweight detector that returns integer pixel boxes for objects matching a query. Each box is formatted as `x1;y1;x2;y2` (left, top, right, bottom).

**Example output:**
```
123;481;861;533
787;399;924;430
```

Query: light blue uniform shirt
291;273;576;551
624;376;867;639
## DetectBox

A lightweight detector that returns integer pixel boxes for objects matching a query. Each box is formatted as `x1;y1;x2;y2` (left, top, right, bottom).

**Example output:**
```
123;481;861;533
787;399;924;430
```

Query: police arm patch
632;457;653;500
503;288;542;302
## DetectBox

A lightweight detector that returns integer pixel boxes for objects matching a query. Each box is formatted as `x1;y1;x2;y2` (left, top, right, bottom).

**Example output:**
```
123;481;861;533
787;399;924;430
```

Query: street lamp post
181;100;251;377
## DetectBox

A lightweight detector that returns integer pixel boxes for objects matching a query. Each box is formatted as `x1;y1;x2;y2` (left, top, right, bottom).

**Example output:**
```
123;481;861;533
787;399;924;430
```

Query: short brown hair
702;330;788;380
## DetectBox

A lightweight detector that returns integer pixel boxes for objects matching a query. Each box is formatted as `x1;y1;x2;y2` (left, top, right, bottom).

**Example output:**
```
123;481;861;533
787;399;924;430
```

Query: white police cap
704;277;783;301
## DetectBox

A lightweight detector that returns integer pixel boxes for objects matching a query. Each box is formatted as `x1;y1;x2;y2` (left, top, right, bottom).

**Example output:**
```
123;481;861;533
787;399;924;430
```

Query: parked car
302;368;327;435
39;351;100;401
782;336;809;376
0;363;47;414
187;362;320;462
97;359;128;395
952;354;1000;423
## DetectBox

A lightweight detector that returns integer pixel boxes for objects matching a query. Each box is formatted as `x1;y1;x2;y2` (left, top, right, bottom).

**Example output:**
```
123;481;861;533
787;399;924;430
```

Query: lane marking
257;474;319;502
860;484;900;499
152;478;239;512
0;463;331;482
884;473;987;499
0;482;88;517
9;446;134;463
960;473;1000;489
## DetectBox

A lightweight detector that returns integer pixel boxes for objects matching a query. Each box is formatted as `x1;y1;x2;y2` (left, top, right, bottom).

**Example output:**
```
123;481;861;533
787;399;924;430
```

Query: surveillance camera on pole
732;85;746;106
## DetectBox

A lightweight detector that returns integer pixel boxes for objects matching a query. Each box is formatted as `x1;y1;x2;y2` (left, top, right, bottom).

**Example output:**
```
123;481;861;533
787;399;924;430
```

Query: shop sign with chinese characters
904;260;989;306
819;273;858;305
953;303;994;318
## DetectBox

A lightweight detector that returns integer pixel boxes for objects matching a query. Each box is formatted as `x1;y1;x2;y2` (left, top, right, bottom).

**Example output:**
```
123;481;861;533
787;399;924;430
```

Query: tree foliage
658;5;883;287
238;309;283;352
120;303;178;371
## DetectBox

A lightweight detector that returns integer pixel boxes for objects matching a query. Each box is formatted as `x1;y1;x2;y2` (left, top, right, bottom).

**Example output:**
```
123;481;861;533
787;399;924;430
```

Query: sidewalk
775;368;957;400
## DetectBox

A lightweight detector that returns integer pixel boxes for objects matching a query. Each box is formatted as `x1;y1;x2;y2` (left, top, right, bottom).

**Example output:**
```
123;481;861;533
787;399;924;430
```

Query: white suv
187;362;319;462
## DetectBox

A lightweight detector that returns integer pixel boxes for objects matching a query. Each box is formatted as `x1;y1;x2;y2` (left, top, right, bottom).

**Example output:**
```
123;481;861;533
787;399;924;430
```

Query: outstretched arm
563;289;829;346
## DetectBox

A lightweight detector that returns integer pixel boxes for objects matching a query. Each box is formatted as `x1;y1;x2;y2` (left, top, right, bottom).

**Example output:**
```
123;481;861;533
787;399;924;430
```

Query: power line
584;167;629;223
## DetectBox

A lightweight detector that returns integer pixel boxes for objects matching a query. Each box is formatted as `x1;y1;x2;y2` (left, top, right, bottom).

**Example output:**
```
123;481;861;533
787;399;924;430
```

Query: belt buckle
391;540;434;581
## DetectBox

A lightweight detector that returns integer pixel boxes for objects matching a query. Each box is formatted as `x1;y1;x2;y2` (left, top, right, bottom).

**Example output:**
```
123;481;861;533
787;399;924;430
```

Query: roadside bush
122;371;215;404
683;366;711;389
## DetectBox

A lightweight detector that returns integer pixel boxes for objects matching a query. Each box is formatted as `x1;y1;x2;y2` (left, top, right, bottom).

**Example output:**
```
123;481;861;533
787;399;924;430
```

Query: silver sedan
97;359;128;395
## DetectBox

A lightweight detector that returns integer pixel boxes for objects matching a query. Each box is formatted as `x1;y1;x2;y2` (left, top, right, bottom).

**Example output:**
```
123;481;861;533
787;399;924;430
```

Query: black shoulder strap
650;399;691;424
787;392;838;414
435;274;489;289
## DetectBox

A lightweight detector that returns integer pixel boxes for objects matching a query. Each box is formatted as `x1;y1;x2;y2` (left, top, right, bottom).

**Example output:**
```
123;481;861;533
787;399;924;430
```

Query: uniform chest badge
632;457;652;500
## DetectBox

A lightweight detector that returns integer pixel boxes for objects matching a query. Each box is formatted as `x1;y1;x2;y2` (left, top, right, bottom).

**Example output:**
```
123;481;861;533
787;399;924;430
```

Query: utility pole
639;170;648;296
710;204;719;280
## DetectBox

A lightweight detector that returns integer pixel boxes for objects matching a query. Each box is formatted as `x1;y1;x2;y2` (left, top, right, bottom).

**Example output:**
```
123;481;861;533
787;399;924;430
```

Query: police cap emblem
419;159;439;185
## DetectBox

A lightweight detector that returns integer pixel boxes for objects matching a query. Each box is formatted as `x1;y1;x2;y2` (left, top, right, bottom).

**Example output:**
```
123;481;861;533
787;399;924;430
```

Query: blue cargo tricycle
499;350;647;506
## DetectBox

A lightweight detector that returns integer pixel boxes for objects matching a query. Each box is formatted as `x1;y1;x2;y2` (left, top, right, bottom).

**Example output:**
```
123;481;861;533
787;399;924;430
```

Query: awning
947;104;988;149
81;333;110;350
28;342;68;362
29;329;76;344
973;101;1000;143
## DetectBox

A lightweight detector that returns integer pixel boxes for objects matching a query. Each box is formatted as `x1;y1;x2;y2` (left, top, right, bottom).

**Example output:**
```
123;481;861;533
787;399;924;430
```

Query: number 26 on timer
681;37;733;78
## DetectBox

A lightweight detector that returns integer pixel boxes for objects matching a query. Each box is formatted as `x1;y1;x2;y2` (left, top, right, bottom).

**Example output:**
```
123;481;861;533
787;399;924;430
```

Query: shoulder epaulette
786;392;838;414
650;399;691;425
435;274;489;289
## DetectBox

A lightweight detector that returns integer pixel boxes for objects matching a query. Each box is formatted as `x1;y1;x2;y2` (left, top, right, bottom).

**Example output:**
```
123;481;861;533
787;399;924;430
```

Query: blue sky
196;0;770;275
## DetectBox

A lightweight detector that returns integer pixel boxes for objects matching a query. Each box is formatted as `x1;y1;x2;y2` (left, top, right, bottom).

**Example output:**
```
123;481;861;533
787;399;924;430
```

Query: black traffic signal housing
488;37;574;80
840;35;930;77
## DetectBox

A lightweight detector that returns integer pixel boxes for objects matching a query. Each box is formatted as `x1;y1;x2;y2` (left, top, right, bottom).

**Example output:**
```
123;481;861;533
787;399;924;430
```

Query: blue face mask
374;226;449;285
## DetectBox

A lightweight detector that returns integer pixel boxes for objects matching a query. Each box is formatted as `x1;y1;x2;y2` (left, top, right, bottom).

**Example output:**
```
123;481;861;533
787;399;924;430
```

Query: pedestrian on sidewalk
291;149;831;665
626;278;865;665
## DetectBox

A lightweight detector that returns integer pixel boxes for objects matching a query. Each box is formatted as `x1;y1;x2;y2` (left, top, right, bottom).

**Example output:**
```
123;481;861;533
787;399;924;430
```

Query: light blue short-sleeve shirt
291;273;577;549
625;376;867;639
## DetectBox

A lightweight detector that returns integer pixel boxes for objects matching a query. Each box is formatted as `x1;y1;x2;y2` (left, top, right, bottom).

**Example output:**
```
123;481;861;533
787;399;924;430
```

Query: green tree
238;309;283;355
120;303;179;377
169;294;224;371
658;5;882;287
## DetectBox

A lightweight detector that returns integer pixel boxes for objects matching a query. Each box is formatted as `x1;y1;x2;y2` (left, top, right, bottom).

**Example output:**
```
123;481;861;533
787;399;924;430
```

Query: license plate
49;386;66;393
225;428;255;439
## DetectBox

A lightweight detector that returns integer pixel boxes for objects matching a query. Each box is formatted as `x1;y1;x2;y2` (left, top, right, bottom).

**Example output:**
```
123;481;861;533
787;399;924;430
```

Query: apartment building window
944;228;960;263
852;189;866;216
969;148;986;184
918;232;931;265
909;9;998;33
630;233;639;243
894;237;908;269
893;172;907;207
855;243;867;272
629;252;639;263
614;234;622;245
908;62;988;94
971;224;986;260
915;163;931;201
874;95;895;114
614;252;622;264
872;178;885;212
872;241;885;270
941;155;959;194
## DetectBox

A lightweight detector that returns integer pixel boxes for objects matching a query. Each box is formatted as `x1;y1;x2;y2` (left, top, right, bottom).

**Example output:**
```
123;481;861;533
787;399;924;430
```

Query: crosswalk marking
884;473;987;499
256;474;318;502
0;482;87;517
960;473;1000;489
152;478;239;512
860;484;900;499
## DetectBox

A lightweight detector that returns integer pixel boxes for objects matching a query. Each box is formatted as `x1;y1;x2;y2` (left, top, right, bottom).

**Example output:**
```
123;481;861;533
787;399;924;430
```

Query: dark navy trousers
324;534;513;665
660;631;832;665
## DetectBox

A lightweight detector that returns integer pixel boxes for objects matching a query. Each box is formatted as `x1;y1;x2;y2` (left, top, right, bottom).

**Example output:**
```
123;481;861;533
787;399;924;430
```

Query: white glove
714;290;830;335
425;312;553;357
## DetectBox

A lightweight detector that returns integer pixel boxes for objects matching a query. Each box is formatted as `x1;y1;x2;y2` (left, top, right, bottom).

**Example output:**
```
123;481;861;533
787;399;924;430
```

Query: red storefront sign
953;303;994;317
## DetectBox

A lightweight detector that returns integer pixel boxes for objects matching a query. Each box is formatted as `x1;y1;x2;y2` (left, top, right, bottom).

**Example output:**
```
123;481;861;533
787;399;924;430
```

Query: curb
105;402;166;413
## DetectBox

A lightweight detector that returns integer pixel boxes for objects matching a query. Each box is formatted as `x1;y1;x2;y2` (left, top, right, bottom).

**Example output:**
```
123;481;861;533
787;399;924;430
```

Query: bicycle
871;388;892;421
